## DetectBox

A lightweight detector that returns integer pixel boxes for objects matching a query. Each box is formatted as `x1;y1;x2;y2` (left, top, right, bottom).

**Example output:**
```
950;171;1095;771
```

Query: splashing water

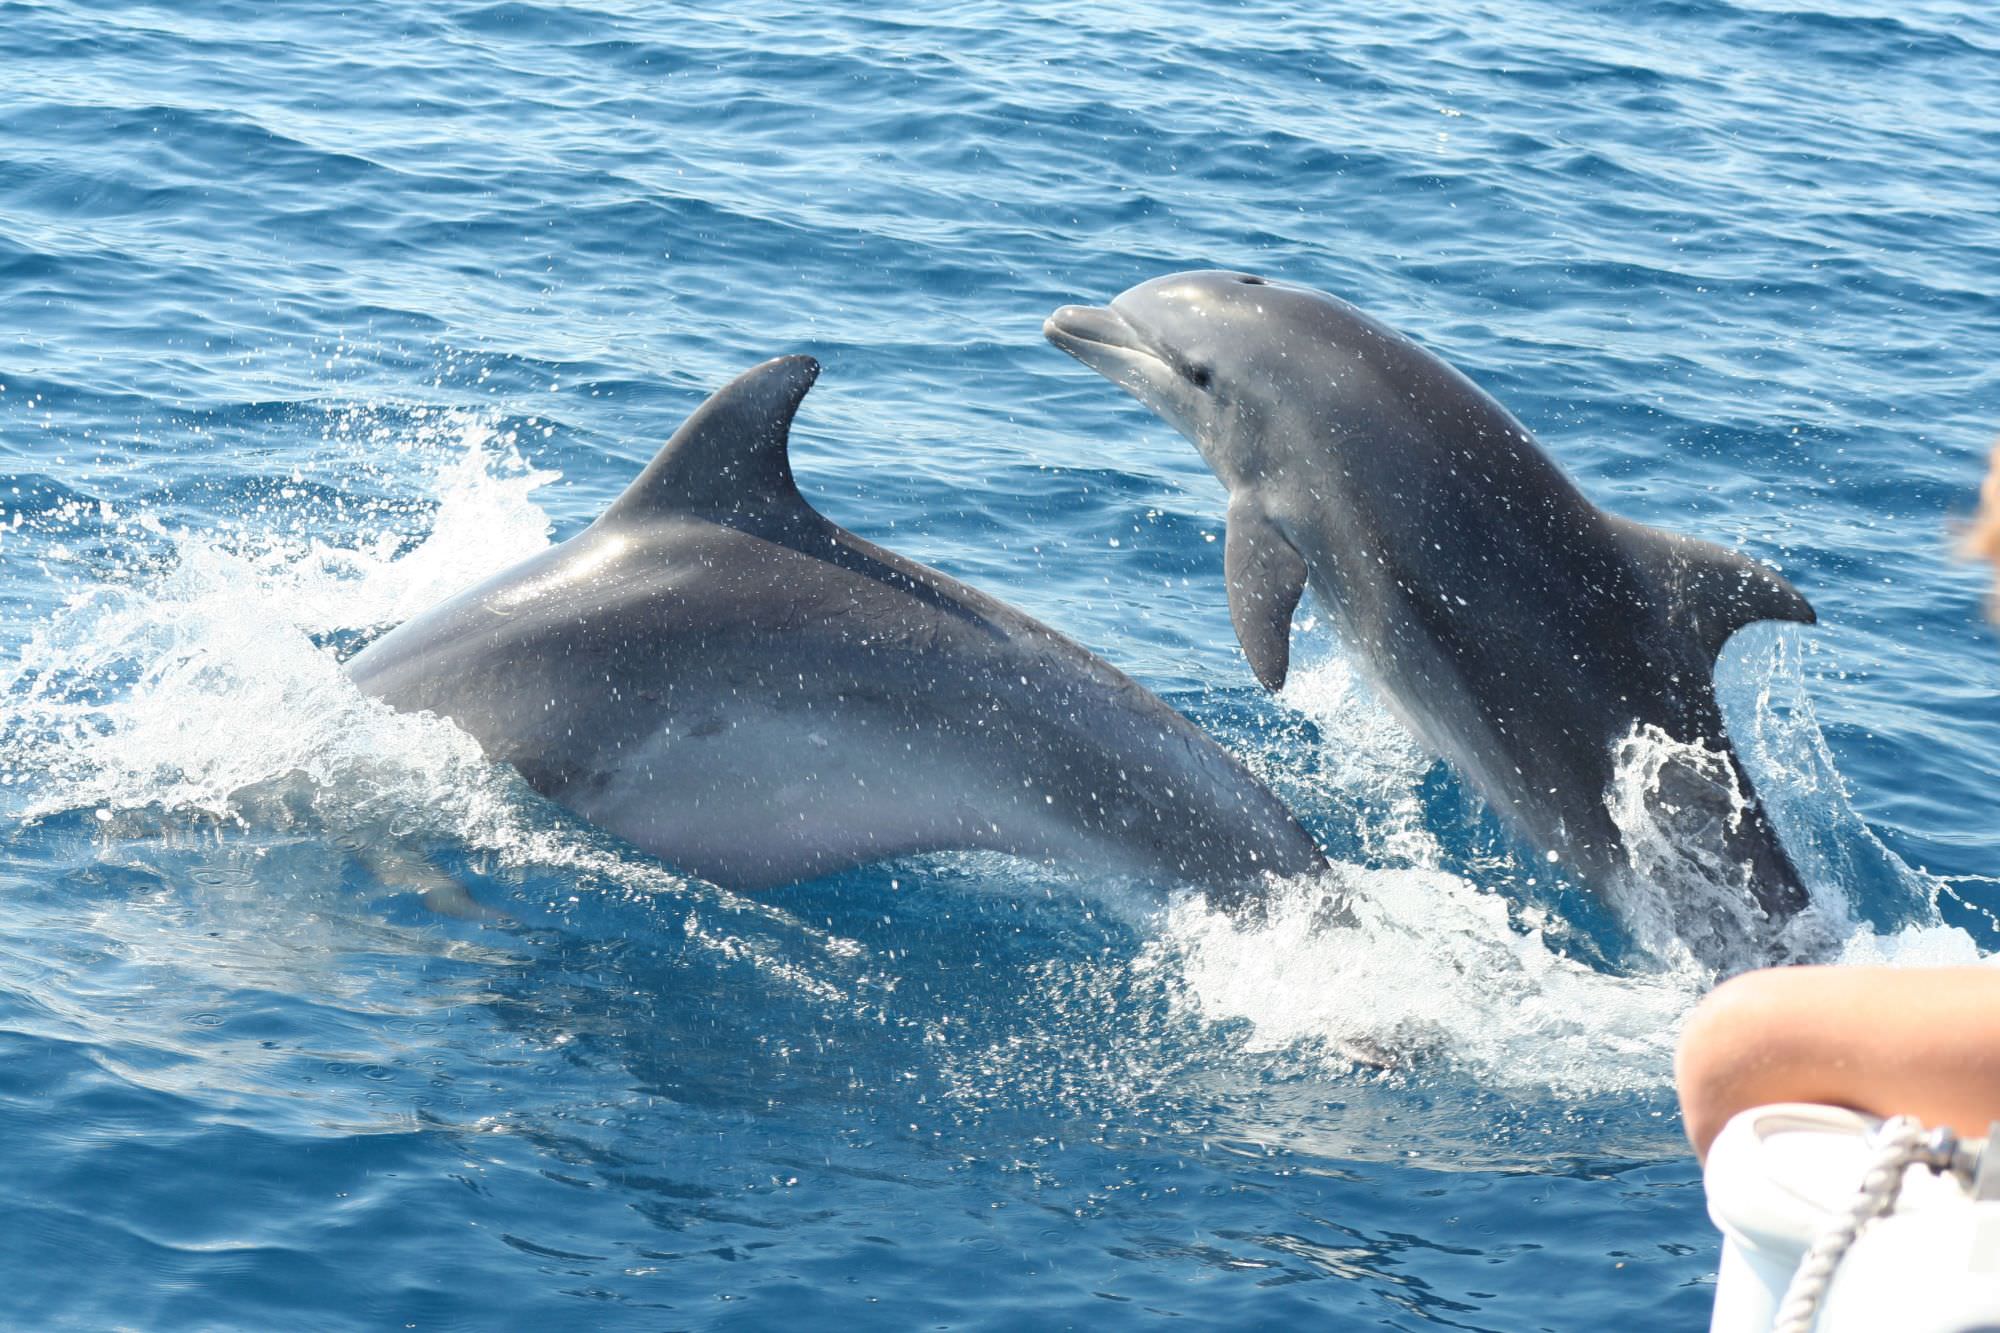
1603;722;1847;972
1145;660;1701;1095
1147;645;1987;1097
1598;629;1958;975
1153;869;1699;1096
253;409;561;637
0;403;1986;1111
0;408;874;1007
0;409;548;836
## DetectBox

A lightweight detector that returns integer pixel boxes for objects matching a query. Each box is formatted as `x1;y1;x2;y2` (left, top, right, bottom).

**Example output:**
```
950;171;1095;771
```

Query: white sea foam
1149;867;1702;1096
247;410;560;636
1145;647;1986;1095
1;410;546;838
0;408;863;1001
1140;658;1697;1094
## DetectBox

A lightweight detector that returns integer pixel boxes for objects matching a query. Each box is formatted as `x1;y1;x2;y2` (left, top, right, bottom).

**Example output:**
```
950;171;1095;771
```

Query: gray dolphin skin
1045;272;1813;920
346;355;1327;893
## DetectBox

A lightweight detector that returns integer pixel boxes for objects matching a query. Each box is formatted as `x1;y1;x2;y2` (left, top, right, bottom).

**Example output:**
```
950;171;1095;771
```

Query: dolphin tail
1615;517;1816;662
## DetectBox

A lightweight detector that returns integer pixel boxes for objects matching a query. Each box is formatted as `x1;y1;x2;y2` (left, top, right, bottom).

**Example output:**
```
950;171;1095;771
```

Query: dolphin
1045;271;1813;921
345;355;1327;894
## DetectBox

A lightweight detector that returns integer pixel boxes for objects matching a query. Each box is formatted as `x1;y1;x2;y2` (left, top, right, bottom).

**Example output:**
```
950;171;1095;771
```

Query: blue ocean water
3;0;1998;1326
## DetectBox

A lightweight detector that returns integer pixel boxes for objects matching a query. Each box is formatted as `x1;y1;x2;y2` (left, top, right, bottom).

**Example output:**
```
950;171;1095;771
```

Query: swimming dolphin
346;355;1327;893
1045;272;1812;920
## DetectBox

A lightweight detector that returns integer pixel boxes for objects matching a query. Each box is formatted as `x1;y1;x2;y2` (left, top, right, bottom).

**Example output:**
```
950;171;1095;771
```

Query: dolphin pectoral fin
1224;500;1308;692
1619;520;1816;665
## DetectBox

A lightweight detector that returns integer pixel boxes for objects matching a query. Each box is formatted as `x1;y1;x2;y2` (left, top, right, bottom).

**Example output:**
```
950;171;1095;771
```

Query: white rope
1770;1115;1930;1333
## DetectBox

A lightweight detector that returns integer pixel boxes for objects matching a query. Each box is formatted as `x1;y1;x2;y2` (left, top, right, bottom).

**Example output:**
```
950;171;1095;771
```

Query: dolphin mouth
1042;303;1167;376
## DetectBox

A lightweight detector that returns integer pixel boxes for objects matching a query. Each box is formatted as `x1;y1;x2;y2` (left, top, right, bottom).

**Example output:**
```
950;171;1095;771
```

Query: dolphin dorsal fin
599;355;821;528
1620;519;1816;663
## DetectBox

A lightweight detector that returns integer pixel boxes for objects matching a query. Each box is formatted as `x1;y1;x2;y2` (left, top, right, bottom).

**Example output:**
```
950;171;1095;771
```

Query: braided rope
1770;1115;1929;1333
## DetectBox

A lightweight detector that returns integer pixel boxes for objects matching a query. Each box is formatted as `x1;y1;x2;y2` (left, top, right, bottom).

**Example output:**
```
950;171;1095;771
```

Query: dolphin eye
1187;363;1214;391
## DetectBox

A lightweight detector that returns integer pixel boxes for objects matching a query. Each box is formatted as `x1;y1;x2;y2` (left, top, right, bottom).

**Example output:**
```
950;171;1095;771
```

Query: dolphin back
349;356;1329;895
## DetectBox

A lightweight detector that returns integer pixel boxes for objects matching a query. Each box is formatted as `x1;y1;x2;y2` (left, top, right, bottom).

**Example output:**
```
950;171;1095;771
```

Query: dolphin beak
1043;303;1151;362
1044;303;1137;352
1043;303;1168;385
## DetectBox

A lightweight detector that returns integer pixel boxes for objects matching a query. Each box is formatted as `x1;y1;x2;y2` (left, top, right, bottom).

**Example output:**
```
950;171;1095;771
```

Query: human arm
1675;964;2000;1163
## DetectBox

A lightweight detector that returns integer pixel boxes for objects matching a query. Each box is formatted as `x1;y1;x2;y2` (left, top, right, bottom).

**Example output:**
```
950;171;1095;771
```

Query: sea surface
3;1;1997;1328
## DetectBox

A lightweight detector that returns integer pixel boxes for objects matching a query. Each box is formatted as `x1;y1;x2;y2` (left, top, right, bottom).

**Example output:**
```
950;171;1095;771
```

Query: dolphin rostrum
1045;272;1813;922
346;355;1327;893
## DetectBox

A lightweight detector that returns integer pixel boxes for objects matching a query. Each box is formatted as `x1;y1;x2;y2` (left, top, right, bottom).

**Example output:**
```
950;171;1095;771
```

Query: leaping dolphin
1045;272;1813;922
346;355;1327;893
